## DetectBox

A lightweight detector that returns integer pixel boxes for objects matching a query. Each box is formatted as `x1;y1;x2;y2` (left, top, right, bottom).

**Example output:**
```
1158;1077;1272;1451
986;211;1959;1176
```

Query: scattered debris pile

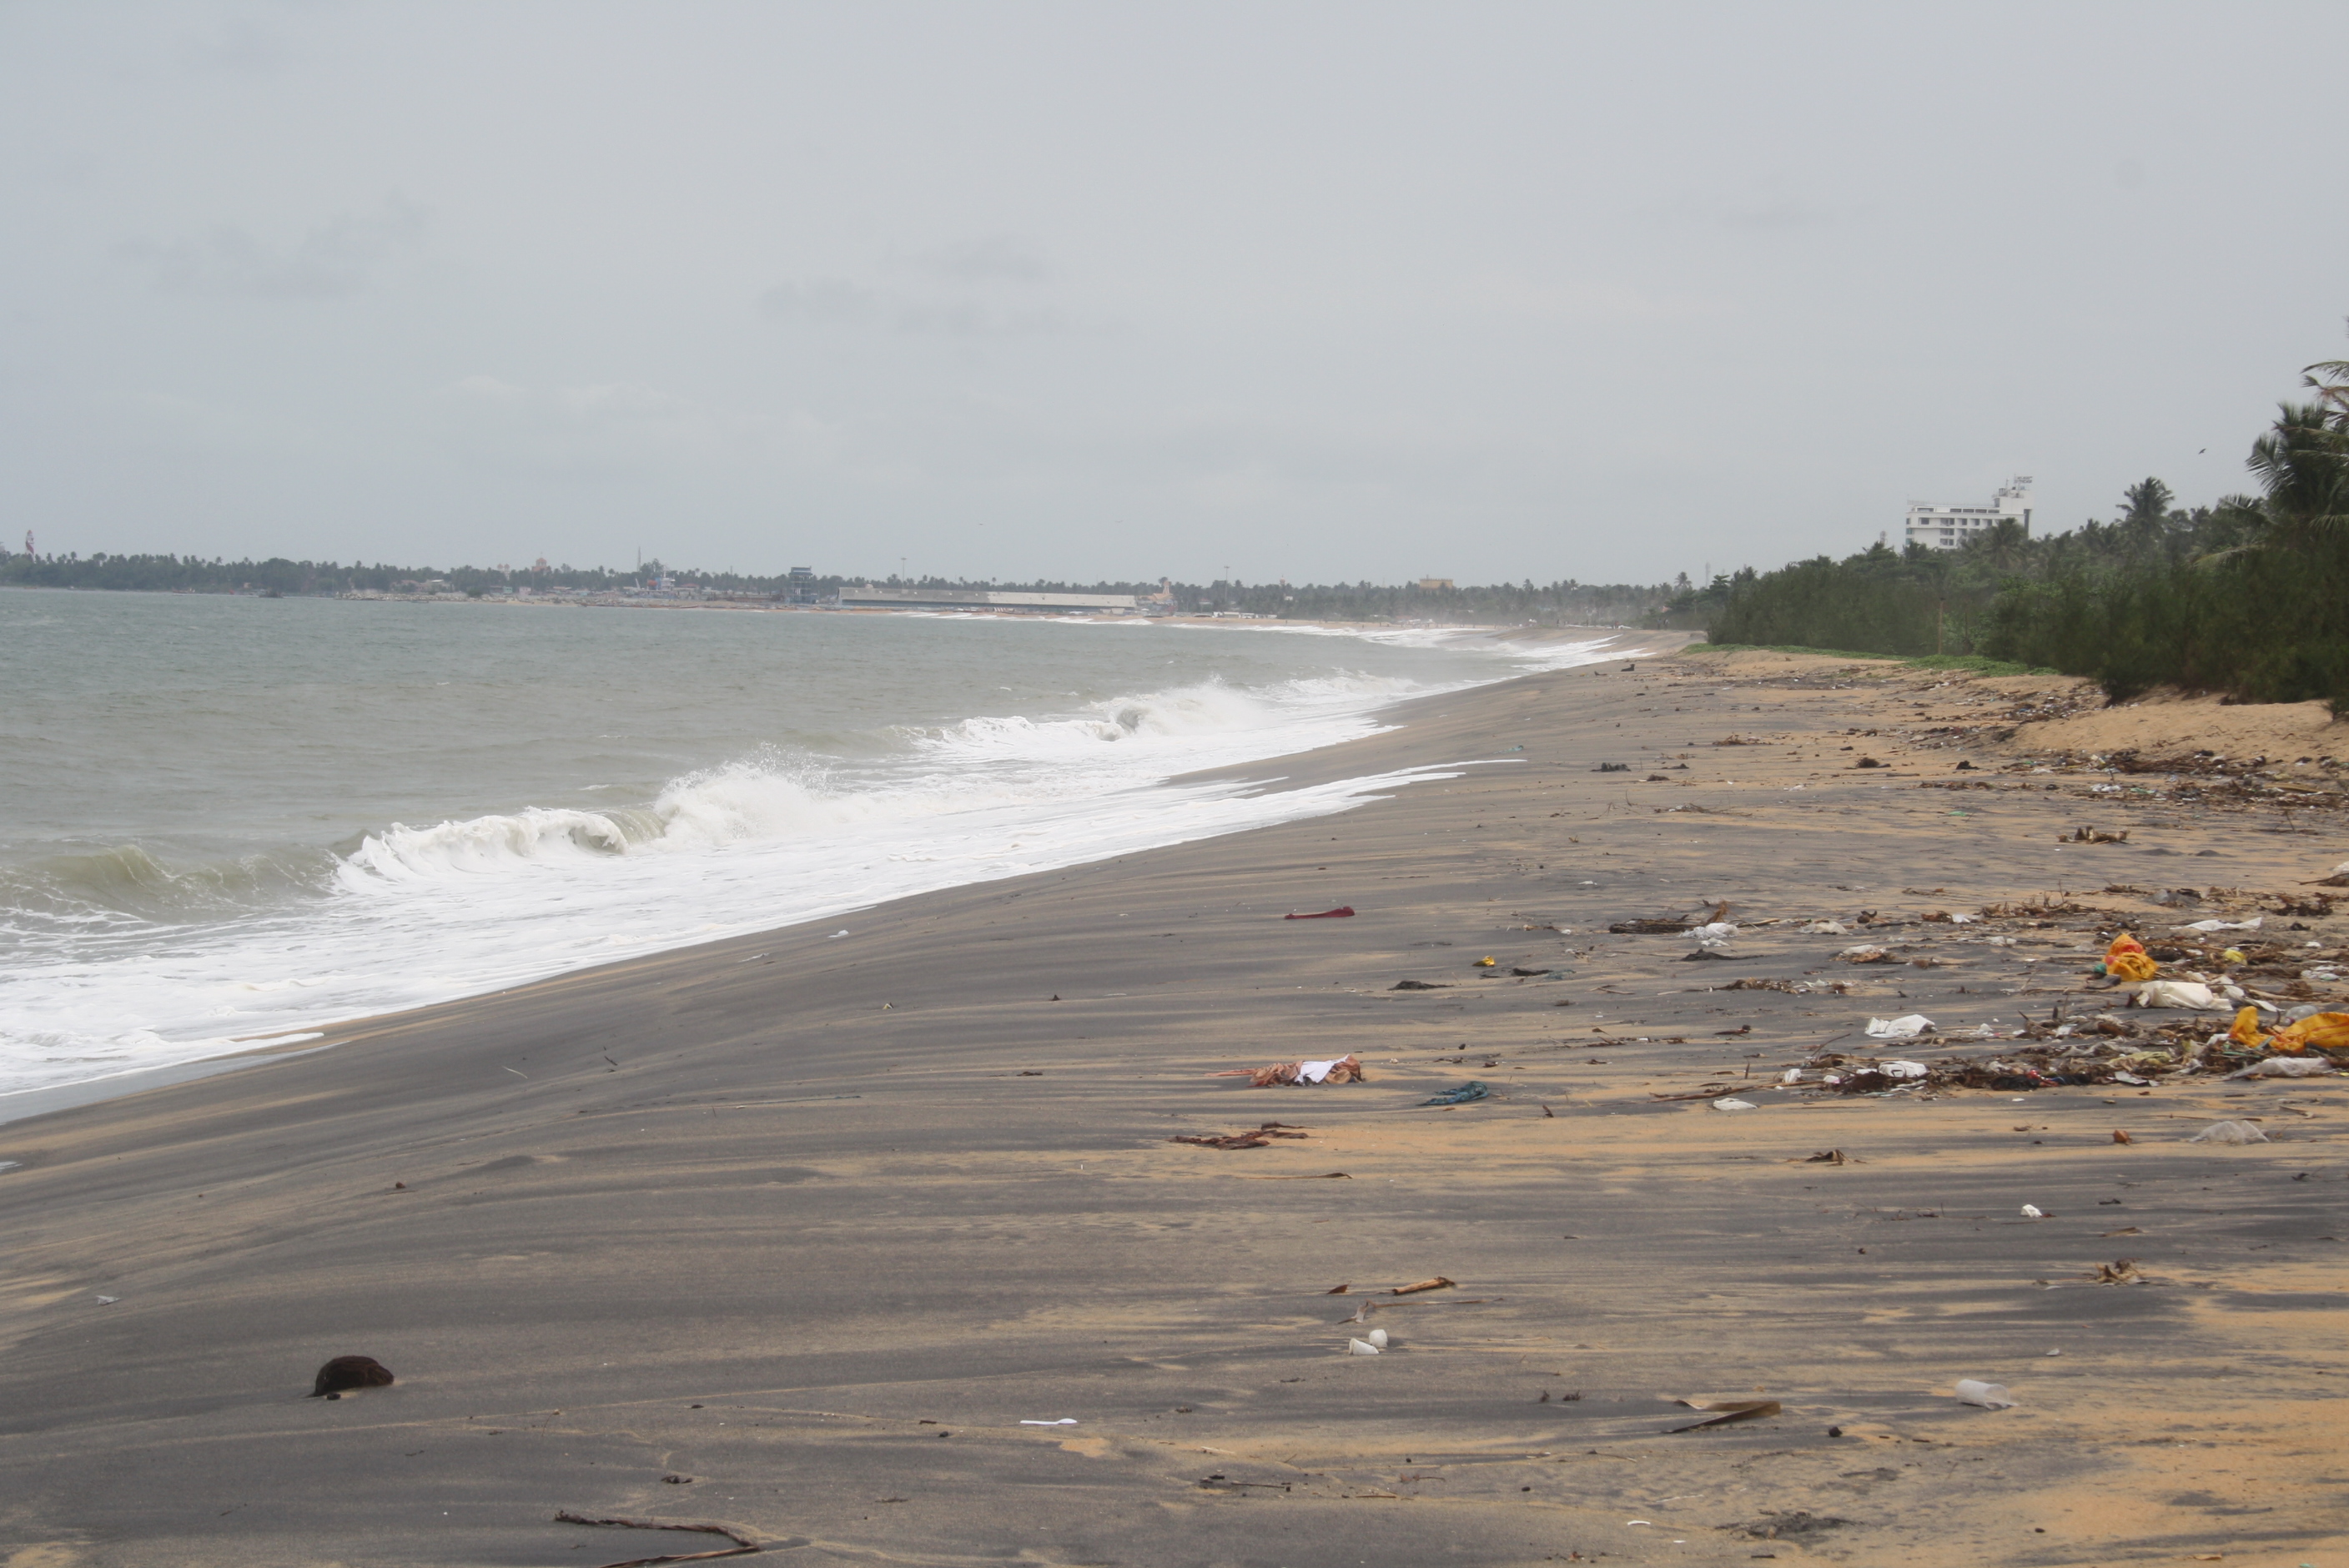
1207;1054;1366;1088
1171;1122;1310;1150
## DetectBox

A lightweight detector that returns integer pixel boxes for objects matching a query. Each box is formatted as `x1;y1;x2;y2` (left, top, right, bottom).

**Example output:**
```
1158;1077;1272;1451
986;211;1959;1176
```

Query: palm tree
2247;400;2349;545
2197;397;2349;565
1972;515;2032;574
2305;357;2349;420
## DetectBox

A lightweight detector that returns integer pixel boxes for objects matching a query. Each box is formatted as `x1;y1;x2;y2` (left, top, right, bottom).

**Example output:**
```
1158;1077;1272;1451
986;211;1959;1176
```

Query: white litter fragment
2226;1057;2336;1079
2127;980;2222;1010
1955;1380;2016;1410
1879;1060;1929;1078
1295;1058;1349;1084
2186;1120;2270;1144
1366;1328;1389;1349
1781;1068;1803;1085
1019;1419;1079;1425
2019;1204;2044;1219
1346;1338;1382;1356
1712;1098;1758;1112
94;1294;119;1304
2175;917;2261;933
1802;920;1849;935
1690;921;1738;952
1949;912;1977;924
826;928;850;939
1865;1014;1935;1039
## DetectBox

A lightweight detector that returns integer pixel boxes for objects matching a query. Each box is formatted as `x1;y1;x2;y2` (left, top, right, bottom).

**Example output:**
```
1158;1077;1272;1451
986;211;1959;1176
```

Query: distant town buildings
1904;477;2033;551
836;586;1140;613
1417;577;1454;591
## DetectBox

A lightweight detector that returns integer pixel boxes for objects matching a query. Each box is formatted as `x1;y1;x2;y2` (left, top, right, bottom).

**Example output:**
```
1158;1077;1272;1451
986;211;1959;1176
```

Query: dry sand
2;648;2345;1567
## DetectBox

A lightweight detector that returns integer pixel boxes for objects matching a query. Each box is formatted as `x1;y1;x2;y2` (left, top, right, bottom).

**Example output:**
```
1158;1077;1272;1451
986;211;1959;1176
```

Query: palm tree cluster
1707;351;2349;712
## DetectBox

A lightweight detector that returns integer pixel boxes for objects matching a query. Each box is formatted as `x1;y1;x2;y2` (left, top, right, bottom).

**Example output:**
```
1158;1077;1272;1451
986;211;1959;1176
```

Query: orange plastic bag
2268;1012;2349;1056
2104;933;2158;983
2229;1005;2269;1050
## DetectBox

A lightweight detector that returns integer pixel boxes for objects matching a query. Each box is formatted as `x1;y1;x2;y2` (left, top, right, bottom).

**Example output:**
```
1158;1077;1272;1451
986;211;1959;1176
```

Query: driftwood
553;1511;762;1566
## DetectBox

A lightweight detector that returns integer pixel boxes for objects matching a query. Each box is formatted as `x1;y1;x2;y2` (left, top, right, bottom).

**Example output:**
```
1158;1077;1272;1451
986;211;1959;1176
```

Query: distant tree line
1701;352;2349;712
0;549;1678;626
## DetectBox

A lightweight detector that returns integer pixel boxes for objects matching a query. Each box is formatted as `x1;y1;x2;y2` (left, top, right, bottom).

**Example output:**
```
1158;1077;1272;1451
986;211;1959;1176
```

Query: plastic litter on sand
2128;980;2222;1011
1955;1380;2016;1410
2186;1120;2269;1145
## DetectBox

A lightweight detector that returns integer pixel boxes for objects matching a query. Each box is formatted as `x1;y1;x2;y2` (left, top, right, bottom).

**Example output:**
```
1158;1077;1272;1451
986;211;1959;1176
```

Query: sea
0;591;1623;1103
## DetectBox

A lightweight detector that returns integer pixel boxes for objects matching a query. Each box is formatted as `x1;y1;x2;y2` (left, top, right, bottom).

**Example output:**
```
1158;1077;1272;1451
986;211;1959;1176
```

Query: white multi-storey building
1904;477;2033;550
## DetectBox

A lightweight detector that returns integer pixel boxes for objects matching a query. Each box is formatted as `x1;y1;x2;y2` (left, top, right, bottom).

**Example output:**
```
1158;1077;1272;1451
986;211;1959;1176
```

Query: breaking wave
1;626;1625;1103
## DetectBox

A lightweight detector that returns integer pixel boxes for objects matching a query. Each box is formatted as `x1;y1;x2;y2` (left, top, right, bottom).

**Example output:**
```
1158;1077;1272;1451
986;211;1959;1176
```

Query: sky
3;2;2345;587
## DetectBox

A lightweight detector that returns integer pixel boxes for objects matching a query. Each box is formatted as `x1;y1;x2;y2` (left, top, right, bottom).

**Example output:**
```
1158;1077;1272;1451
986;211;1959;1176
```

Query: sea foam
1;627;1621;1102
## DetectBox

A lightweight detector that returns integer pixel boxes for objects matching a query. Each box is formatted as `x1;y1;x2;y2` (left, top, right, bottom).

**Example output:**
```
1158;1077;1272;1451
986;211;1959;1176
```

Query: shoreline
1;648;2341;1565
0;624;1672;1119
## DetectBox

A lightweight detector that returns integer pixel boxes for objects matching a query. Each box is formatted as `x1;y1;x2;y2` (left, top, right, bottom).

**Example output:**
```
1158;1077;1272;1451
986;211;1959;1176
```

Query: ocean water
0;591;1622;1099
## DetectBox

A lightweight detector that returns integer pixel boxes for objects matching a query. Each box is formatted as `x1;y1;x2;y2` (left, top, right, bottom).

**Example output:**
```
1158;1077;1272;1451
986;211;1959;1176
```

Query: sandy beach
2;648;2344;1567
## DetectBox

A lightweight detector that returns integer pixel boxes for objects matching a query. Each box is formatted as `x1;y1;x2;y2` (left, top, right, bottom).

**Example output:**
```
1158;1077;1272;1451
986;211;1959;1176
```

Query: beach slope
2;650;2344;1565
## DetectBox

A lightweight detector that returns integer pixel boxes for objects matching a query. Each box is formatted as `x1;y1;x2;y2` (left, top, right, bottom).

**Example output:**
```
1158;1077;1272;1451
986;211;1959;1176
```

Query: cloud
438;375;843;475
118;195;427;299
757;277;883;324
759;272;1069;337
1462;267;1723;326
893;300;1069;338
174;18;287;76
909;234;1049;284
1718;196;1840;231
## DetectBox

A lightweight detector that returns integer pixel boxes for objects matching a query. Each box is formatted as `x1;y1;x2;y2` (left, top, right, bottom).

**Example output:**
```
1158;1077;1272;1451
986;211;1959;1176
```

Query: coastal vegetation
1700;354;2349;711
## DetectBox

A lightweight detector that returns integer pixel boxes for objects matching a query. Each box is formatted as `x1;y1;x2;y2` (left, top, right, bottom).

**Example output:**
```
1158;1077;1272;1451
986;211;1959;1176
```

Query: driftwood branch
553;1511;762;1567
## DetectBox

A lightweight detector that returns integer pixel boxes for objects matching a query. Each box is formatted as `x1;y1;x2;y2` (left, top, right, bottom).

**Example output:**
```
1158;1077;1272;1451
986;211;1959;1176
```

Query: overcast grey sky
3;2;2343;585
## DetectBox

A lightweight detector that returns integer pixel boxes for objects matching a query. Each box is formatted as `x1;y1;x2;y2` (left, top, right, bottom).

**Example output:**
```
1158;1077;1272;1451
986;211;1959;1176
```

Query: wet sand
2;648;2344;1566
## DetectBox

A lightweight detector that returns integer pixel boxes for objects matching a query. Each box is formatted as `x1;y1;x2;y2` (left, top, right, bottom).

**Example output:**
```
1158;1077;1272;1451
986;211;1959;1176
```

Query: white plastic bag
2127;981;2221;1010
2225;1057;2335;1079
2186;1120;2269;1144
1955;1379;2015;1409
1865;1014;1934;1039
